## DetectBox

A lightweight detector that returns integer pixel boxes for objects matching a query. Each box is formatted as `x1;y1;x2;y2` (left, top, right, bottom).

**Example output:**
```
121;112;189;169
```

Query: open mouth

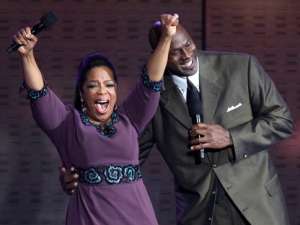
95;100;109;114
179;57;198;75
181;59;194;69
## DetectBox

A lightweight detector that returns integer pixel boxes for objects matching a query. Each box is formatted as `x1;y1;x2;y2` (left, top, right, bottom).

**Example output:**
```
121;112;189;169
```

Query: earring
81;97;87;114
114;104;117;110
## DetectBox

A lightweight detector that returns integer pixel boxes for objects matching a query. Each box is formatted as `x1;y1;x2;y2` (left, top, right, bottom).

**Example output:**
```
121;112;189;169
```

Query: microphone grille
41;11;58;28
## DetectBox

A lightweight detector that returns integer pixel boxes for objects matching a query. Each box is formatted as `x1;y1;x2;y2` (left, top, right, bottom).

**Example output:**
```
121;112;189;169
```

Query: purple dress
27;71;162;225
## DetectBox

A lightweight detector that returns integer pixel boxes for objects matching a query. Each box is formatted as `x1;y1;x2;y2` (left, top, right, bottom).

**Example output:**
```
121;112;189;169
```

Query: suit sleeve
229;55;293;162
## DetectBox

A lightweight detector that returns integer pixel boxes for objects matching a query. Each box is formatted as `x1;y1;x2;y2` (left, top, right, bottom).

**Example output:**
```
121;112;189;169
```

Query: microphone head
40;11;58;28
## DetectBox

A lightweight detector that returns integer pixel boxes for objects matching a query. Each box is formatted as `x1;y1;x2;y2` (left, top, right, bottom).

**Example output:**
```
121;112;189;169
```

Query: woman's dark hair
74;52;118;110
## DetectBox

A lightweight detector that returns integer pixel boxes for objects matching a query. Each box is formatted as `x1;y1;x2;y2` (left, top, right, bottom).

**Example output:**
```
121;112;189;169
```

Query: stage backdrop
0;0;299;225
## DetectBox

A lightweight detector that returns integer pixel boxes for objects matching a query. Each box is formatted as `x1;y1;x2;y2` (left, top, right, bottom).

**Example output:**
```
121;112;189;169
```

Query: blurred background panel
0;1;299;224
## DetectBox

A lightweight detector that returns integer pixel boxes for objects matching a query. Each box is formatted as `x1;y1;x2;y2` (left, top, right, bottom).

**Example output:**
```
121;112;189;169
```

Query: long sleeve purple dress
25;70;162;225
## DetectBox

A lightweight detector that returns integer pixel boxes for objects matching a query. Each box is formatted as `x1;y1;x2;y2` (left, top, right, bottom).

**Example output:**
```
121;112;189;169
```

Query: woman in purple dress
12;14;178;225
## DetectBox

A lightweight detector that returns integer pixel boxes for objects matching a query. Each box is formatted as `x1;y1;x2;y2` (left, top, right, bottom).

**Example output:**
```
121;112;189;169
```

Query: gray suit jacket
139;50;293;225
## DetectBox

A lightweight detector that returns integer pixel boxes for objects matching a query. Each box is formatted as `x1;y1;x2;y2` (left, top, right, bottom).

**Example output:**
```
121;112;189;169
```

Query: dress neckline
79;110;119;138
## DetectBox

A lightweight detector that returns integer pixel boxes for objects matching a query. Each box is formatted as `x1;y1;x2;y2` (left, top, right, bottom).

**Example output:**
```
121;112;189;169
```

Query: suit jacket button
243;154;248;158
212;163;217;168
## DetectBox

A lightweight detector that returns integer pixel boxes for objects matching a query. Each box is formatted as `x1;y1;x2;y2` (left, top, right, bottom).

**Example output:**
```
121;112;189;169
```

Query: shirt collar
169;58;199;101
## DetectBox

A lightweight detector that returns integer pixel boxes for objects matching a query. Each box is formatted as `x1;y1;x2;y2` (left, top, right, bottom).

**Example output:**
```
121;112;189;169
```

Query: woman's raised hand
12;27;38;55
159;14;179;38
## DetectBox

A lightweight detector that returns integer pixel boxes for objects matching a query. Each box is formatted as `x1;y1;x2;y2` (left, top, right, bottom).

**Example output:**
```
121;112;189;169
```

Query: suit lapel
160;75;192;129
198;51;223;124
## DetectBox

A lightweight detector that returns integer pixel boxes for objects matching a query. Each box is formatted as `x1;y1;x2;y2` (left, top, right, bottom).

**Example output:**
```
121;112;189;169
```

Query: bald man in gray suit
138;20;293;225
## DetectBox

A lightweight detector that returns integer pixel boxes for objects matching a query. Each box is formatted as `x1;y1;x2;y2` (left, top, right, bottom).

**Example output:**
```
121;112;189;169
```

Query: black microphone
6;11;58;53
186;79;205;163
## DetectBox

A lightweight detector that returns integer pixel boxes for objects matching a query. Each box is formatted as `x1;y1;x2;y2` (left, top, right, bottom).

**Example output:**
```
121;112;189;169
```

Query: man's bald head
148;20;198;77
148;21;190;50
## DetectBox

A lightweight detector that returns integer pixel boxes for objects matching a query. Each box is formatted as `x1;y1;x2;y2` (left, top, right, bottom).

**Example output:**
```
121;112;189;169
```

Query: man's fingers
65;180;78;189
59;166;66;173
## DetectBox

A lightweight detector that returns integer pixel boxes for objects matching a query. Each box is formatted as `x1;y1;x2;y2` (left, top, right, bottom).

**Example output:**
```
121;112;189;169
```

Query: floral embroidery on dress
123;165;136;182
104;165;123;184
75;165;142;185
79;110;119;138
84;167;102;184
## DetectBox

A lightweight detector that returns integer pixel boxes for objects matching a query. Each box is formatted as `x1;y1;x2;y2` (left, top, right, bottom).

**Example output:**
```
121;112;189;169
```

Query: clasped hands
159;14;179;38
189;123;233;150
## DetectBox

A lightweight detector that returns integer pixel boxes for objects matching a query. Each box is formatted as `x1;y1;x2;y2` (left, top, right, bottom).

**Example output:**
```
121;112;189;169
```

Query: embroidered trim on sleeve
140;66;163;92
19;82;48;100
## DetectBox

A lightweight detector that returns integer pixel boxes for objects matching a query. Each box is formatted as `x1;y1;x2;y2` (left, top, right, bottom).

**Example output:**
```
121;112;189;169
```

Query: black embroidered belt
75;164;142;185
